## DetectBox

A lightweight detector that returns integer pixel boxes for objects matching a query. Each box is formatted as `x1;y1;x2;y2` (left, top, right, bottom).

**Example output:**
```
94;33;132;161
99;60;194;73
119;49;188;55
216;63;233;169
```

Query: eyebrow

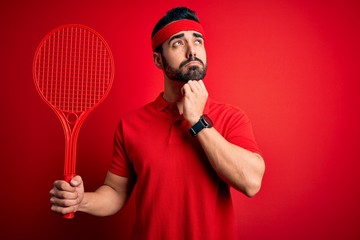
168;32;204;43
193;32;204;39
169;33;185;43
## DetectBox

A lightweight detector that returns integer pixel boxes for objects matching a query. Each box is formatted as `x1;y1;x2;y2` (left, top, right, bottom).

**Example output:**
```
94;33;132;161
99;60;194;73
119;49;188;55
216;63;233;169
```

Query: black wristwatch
189;114;213;136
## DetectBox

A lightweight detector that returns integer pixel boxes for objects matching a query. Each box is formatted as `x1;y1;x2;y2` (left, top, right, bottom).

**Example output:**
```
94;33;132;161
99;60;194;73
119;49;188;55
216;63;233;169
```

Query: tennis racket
33;24;115;219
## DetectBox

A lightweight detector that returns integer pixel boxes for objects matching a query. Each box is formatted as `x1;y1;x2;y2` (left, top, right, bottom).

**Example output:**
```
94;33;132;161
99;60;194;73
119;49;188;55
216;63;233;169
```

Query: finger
51;204;77;215
188;82;206;98
198;80;206;90
53;180;75;192
181;86;185;96
193;80;208;96
193;80;207;93
50;187;78;199
182;83;192;96
70;175;82;187
185;81;196;95
50;194;79;207
188;80;204;94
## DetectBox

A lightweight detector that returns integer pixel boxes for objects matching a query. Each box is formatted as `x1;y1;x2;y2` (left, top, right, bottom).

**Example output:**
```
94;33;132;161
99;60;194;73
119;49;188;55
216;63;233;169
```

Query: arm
181;80;265;197
196;127;265;196
79;172;132;216
50;172;132;216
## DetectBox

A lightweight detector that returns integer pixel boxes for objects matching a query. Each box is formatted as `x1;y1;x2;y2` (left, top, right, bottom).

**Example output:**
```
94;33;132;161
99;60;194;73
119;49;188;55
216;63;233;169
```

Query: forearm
78;185;126;216
197;127;265;197
78;172;131;217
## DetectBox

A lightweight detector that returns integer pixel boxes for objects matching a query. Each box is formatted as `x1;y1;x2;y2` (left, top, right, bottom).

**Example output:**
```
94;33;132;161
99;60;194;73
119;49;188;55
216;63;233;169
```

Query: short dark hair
152;7;200;52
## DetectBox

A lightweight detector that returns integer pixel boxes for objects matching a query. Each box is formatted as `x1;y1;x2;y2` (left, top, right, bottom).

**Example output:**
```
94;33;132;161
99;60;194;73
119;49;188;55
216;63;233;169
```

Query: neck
162;77;184;103
162;77;185;114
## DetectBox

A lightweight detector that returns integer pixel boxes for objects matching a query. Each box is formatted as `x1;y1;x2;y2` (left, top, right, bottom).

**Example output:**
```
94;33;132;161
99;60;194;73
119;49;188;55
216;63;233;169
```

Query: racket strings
34;26;113;114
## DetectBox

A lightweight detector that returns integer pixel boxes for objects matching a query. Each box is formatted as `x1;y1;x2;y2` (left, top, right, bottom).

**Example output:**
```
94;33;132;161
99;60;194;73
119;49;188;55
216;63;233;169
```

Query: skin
49;30;265;216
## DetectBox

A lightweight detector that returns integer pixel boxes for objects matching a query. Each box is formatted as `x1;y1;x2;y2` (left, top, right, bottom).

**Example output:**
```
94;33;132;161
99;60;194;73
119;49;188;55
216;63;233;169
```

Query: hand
181;80;208;125
49;175;84;215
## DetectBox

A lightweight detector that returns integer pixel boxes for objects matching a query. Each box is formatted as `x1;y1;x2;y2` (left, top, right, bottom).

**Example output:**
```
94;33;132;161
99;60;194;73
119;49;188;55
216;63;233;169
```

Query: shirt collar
154;92;210;114
154;93;170;112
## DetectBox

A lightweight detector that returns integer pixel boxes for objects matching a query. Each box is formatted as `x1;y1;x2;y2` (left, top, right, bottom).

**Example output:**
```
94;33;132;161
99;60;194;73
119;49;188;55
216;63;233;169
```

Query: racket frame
33;24;115;219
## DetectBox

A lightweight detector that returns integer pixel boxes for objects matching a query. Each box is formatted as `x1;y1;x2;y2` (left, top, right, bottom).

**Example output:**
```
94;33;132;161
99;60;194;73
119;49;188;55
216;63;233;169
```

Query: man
50;7;265;240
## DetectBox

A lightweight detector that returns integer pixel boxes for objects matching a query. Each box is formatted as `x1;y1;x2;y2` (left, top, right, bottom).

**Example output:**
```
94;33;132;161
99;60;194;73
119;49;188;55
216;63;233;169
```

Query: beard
162;54;207;83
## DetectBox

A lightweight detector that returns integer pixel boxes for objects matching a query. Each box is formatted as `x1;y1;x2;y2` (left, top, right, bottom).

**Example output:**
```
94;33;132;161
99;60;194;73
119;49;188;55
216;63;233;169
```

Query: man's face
160;31;207;83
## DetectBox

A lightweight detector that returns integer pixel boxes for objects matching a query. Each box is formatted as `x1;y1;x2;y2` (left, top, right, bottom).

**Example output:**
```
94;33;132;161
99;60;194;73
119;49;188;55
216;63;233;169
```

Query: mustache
179;57;204;69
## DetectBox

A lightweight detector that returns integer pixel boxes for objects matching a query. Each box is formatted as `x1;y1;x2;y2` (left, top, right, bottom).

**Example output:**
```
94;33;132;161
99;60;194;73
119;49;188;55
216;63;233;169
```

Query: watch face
202;114;213;127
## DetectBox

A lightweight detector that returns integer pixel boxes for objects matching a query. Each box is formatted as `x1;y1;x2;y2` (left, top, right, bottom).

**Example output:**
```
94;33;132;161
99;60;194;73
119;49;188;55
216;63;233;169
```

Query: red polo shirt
110;93;261;240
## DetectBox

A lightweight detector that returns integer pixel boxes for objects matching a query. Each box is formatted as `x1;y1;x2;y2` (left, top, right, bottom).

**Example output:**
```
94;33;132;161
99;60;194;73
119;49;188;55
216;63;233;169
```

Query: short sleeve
109;121;135;178
213;106;262;156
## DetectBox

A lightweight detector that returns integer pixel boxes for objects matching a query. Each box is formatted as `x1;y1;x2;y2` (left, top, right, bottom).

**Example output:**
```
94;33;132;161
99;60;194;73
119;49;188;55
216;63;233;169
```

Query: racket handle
63;173;76;219
63;212;75;219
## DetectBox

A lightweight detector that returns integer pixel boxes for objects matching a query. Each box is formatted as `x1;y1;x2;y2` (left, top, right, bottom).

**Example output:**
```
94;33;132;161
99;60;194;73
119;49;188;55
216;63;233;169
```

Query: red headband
152;19;205;51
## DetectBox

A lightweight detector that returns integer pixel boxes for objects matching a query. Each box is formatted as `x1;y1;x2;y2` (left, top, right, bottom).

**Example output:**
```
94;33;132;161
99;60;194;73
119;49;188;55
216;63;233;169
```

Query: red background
1;0;359;239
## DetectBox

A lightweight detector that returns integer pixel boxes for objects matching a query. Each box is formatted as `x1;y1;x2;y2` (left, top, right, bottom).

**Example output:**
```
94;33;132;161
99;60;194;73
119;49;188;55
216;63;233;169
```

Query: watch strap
189;115;212;136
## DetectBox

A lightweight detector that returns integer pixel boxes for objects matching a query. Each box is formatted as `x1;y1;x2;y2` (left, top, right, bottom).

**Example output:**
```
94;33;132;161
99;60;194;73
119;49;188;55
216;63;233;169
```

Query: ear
153;52;163;69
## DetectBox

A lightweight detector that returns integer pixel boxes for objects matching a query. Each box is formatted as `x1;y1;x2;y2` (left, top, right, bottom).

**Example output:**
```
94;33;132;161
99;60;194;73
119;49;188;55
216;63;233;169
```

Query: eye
194;38;203;45
172;40;183;47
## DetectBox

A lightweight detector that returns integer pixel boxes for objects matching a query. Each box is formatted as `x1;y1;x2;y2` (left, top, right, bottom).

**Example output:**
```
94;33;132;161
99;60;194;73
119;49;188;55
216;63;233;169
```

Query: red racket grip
63;173;76;219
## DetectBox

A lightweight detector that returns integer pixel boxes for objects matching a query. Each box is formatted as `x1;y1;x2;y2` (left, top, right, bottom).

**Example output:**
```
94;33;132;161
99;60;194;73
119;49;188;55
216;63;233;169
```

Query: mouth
180;57;204;69
184;61;201;67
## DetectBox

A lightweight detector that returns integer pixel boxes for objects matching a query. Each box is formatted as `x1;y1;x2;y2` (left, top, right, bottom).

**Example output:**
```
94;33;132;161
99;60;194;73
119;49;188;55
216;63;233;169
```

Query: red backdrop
1;0;359;239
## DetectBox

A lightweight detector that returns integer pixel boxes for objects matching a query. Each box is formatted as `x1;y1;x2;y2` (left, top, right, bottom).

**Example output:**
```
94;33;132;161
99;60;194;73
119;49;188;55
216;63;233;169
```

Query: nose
186;43;196;59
